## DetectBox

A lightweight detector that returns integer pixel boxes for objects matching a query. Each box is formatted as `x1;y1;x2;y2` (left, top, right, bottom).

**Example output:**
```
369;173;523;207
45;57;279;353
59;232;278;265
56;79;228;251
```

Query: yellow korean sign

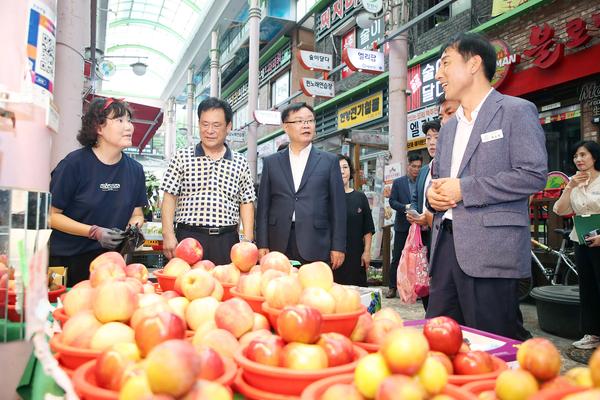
407;138;427;151
337;91;383;130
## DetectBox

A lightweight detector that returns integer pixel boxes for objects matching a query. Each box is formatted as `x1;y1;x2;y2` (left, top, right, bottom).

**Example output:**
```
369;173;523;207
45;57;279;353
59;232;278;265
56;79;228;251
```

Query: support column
387;0;408;173
246;0;261;182
164;97;176;161
210;31;220;98
186;67;195;147
51;0;90;170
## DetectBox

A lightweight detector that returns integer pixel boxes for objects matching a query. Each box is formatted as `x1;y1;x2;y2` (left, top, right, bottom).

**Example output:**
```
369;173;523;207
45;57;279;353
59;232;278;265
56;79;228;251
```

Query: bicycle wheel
518;276;533;301
564;268;579;286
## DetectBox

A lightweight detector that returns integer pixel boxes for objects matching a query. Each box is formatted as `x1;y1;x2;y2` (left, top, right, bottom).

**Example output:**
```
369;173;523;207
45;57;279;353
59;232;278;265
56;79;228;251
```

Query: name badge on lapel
481;129;503;143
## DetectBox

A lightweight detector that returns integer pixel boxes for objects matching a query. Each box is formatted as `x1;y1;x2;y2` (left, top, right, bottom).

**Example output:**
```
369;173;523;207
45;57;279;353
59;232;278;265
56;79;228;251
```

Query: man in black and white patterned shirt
160;97;256;265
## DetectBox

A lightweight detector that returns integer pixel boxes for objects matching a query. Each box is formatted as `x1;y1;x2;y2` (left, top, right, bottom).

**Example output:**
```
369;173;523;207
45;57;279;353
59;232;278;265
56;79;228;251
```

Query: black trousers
389;229;409;288
49;248;108;287
284;224;312;266
425;225;530;341
575;244;600;335
175;227;238;266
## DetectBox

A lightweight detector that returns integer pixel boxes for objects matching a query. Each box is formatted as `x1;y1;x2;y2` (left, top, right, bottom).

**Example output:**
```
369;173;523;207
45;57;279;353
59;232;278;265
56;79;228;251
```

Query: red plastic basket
49;334;102;370
153;269;177;292
262;303;365;337
233;343;367;396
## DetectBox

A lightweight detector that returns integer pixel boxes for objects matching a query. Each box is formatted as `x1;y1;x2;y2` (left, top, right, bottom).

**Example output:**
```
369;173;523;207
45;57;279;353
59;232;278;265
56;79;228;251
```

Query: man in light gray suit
426;33;547;340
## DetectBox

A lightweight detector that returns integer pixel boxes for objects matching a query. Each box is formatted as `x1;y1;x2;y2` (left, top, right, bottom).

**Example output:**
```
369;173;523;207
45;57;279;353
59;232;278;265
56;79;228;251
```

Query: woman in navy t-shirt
49;98;148;286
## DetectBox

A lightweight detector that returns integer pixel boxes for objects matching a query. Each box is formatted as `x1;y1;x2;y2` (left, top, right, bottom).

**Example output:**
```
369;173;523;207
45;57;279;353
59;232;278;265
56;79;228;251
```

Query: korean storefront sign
300;78;335;98
342;48;385;74
491;39;520;89
579;81;600;116
317;0;360;41
407;104;438;151
337;91;383;129
407;59;444;112
523;15;600;69
297;50;333;72
341;29;356;79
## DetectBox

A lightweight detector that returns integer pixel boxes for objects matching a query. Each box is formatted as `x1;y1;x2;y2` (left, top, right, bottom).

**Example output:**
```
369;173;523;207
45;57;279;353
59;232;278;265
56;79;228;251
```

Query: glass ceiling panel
100;0;214;99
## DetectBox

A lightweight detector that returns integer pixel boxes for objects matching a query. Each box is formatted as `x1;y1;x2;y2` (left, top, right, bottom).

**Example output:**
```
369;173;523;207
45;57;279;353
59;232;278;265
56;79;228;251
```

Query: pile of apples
349;307;405;345
490;338;600;400
243;304;358;370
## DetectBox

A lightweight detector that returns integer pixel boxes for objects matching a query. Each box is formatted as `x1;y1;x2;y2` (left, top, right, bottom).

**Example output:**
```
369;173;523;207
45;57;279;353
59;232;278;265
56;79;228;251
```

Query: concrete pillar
246;0;261;182
186;67;195;146
0;0;58;191
51;0;90;170
164;97;176;160
210;31;220;98
387;0;408;173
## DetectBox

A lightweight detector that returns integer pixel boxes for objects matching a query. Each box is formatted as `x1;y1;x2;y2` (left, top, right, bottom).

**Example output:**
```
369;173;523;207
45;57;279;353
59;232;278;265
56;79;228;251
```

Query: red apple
175;238;204;265
299;287;336;314
354;353;392;399
90;322;135;351
276;304;322;344
236;273;262;297
163;257;192;278
230;242;259;273
135;311;186;357
239;329;272;348
453;351;494;375
380;327;430;375
186;296;219;331
264;275;303;309
375;375;427;400
130;302;173;330
317;332;355;367
62;286;95;316
89;262;126;287
125;263;149;283
260;251;291;274
182;379;232;400
280;342;328;370
350;311;374;342
259;269;287;296
321;383;365;400
244;335;286;367
95;342;141;391
298;261;334;290
428;351;454;374
516;338;561;381
193;328;239;359
211;264;241;285
89;251;126;273
192;259;216;271
180;269;216;300
366;318;400;345
196;347;226;380
214;297;255;338
495;369;539;400
144;339;201;398
252;312;270;331
423;316;463;356
93;280;137;323
60;310;102;348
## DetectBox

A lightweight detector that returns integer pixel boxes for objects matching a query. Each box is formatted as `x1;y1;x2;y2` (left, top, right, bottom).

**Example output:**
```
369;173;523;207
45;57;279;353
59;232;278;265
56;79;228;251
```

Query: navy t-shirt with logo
49;147;148;256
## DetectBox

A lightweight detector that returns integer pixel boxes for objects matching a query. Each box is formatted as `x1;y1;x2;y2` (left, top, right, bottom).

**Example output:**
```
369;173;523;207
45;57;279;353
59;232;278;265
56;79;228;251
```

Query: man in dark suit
256;103;346;268
426;33;547;340
386;153;422;298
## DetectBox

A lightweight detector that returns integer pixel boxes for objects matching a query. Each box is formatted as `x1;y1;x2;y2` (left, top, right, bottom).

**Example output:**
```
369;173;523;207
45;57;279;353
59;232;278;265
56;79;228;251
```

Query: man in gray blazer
256;103;346;268
426;33;547;340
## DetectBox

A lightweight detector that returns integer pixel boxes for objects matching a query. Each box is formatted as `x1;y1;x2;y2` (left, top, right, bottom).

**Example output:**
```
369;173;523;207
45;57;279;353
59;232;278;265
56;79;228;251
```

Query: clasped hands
426;178;463;212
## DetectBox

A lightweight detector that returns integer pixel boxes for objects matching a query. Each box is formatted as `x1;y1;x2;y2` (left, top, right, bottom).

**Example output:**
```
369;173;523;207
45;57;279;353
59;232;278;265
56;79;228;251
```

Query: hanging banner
300;78;335;98
254;110;282;125
27;0;57;96
337;91;383;129
342;48;385;75
297;50;333;72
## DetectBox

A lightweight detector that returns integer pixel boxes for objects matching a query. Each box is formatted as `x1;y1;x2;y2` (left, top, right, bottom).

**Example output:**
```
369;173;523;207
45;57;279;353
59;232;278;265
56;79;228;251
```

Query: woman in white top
553;140;600;350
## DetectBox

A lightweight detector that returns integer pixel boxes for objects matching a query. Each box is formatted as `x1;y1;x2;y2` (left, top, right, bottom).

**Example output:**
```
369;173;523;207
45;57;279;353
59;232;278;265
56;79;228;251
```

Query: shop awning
87;95;163;153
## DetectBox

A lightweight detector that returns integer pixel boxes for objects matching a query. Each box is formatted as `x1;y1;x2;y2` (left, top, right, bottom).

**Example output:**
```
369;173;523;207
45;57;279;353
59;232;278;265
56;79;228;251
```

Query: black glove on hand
89;225;125;249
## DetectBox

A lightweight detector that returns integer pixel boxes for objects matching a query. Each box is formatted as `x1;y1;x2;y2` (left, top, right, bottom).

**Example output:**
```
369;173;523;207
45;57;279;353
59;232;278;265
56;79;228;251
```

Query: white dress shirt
422;160;433;213
289;143;312;221
444;88;494;220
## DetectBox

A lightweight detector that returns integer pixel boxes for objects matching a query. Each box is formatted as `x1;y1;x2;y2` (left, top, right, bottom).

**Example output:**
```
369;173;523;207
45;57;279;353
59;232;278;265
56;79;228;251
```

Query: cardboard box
48;266;67;287
404;319;521;362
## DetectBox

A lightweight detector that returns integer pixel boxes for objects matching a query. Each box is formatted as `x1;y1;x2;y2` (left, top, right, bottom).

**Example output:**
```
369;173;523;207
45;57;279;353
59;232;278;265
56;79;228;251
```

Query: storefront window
539;105;581;176
232;103;248;130
296;0;317;21
271;71;290;108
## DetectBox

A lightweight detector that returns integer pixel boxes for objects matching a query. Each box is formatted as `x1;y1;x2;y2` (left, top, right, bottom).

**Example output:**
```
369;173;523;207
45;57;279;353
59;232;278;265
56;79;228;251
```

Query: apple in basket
321;383;364;400
517;337;561;381
89;251;126;273
180;269;215;300
495;369;539;400
453;350;494;375
197;347;226;380
245;335;286;367
422;316;463;356
380;327;430;375
317;332;355;367
260;251;291;274
163;257;192;277
184;380;232;400
376;375;427;400
175;238;204;265
124;263;149;283
276;304;322;344
135;311;187;356
95;342;141;391
214;297;255;338
230;241;259;273
280;342;328;370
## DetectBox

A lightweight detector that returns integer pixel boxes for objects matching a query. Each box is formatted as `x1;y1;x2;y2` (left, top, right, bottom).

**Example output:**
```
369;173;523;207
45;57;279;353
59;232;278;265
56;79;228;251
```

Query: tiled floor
377;288;589;372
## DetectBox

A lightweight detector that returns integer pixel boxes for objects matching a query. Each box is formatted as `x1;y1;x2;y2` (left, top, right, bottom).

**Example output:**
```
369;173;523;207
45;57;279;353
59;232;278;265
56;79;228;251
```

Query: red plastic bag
397;224;430;303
